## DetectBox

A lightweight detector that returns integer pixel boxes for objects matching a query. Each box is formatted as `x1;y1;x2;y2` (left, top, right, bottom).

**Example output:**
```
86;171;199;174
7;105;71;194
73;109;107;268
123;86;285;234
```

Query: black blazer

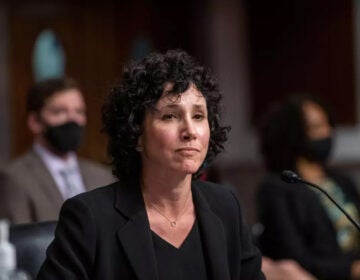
257;170;360;280
37;180;264;280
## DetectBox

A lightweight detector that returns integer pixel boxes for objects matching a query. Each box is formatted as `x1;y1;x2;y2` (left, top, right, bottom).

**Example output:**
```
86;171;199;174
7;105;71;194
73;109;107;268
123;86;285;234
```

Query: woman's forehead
156;85;205;107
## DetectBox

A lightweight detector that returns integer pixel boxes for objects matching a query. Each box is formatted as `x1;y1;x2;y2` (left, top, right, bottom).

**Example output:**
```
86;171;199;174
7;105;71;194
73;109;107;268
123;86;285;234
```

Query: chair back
10;221;57;279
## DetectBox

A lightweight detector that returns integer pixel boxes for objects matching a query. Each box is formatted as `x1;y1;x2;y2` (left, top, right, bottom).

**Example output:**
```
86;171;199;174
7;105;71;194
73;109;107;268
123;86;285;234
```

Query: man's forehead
44;89;84;106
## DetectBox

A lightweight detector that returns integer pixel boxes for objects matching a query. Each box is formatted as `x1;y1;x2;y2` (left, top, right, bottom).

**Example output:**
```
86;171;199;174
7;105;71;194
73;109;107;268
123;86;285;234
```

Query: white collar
33;142;79;172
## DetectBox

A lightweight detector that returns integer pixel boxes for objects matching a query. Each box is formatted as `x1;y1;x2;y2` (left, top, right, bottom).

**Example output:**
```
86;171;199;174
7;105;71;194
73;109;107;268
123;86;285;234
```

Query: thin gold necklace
147;191;192;228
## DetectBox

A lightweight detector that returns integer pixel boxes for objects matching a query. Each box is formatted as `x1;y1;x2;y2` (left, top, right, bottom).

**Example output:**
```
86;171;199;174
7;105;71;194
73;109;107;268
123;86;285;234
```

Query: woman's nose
181;119;197;141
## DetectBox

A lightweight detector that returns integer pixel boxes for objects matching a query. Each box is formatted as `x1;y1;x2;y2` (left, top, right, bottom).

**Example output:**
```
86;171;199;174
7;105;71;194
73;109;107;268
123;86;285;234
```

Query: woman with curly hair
37;49;265;280
257;94;360;280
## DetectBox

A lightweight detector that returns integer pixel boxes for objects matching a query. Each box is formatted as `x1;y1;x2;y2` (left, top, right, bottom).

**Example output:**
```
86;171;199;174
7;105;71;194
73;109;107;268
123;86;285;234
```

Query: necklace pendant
170;221;176;227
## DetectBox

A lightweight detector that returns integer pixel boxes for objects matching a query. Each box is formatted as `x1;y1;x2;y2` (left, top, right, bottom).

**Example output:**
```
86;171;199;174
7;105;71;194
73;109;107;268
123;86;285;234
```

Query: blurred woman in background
257;94;360;280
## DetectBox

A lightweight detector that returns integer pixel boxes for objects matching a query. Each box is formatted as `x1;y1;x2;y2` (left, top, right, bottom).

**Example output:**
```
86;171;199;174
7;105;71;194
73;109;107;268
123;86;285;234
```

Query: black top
152;220;208;280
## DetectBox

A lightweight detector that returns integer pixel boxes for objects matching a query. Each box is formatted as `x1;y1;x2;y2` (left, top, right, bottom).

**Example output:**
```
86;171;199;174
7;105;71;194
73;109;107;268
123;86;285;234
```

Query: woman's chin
180;165;202;175
166;160;203;176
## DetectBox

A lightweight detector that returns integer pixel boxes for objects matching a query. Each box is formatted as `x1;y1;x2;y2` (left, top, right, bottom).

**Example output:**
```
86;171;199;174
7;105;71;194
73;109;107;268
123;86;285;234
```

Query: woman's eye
162;114;177;120
194;114;205;120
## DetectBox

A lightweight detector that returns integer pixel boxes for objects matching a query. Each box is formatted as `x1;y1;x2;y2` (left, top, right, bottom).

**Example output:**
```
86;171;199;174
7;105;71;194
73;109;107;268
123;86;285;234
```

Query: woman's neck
141;170;195;247
141;169;192;210
296;157;327;184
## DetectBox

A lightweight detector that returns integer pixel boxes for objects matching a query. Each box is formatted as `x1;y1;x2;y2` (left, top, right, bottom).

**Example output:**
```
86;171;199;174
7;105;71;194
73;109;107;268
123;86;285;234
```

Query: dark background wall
6;0;210;162
247;0;355;125
1;0;360;225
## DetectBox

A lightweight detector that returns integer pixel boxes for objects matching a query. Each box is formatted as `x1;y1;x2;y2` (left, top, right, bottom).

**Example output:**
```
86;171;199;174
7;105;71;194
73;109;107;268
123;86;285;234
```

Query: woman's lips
176;147;200;155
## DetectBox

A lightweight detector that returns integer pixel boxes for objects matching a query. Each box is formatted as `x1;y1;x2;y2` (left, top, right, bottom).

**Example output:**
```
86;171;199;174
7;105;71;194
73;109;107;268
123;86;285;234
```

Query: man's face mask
306;136;333;163
43;121;84;154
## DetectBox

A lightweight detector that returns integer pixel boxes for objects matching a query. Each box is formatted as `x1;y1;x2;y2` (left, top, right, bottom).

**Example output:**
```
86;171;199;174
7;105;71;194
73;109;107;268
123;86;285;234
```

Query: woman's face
139;83;210;176
302;101;332;140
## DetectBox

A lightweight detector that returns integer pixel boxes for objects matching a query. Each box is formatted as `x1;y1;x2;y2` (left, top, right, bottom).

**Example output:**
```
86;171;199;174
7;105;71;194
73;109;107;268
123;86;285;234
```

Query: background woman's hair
102;49;230;183
259;94;334;173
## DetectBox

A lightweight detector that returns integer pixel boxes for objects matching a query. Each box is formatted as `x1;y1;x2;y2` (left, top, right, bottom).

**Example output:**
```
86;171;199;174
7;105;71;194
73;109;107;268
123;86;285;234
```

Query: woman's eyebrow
193;104;206;110
157;103;206;110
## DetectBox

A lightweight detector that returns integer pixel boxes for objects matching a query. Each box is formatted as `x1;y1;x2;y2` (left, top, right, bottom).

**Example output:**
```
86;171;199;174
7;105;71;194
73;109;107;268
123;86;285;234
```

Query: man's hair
102;49;230;183
26;77;81;113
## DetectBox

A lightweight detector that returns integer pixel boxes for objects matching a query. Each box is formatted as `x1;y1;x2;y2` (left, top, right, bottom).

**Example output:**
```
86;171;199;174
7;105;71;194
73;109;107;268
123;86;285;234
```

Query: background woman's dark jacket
257;170;360;280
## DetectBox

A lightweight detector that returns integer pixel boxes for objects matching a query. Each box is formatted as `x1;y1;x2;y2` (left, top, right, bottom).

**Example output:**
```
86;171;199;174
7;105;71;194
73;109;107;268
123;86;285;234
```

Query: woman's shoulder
67;180;121;207
193;180;234;196
61;181;129;225
192;180;240;209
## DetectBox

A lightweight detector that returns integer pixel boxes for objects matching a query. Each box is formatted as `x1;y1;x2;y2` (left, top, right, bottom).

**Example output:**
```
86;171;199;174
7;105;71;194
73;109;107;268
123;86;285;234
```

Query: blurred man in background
0;77;115;224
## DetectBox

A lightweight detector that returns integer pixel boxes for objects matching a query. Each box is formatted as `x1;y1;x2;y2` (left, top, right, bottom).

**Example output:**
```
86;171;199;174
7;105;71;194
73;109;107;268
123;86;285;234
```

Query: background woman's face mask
44;121;84;154
306;136;333;163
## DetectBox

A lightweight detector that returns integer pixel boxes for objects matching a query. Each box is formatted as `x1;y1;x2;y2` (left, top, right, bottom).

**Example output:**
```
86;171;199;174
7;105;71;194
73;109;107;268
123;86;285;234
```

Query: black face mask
306;137;333;163
44;121;84;154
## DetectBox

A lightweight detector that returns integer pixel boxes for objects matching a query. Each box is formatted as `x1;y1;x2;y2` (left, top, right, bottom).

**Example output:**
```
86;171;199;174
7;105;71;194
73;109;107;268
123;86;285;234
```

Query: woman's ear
136;135;144;152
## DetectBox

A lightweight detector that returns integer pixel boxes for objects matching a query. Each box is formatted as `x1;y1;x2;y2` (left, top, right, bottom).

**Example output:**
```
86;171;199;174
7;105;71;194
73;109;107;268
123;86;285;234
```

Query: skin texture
139;84;210;248
302;101;332;141
262;257;317;280
139;84;210;178
297;101;333;184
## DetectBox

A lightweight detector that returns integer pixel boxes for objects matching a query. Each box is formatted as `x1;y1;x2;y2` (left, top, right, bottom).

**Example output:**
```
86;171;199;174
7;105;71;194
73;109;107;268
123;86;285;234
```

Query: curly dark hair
259;94;334;173
102;49;229;183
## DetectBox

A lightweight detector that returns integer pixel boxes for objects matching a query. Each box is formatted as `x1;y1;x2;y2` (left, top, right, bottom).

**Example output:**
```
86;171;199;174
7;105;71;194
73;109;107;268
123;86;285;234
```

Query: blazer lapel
192;184;231;280
115;182;159;280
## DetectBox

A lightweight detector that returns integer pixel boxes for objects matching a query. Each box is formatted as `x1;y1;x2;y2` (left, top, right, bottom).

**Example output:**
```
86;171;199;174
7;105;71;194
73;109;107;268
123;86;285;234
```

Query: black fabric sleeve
37;197;96;280
229;190;265;280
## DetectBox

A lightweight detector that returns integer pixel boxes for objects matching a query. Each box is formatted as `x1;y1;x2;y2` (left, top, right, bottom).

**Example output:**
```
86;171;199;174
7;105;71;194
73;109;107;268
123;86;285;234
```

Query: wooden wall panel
8;0;206;162
8;2;125;162
247;0;355;125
